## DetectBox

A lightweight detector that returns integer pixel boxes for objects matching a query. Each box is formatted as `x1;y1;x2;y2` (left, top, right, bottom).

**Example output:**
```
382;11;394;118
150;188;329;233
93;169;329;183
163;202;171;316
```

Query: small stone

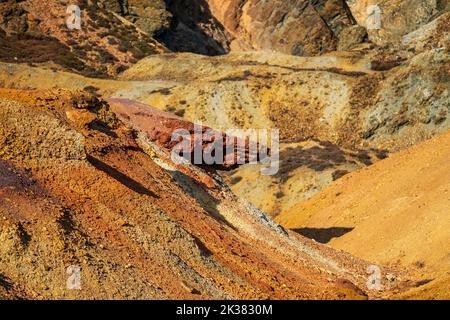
65;110;96;127
386;273;396;282
180;281;200;294
117;218;128;227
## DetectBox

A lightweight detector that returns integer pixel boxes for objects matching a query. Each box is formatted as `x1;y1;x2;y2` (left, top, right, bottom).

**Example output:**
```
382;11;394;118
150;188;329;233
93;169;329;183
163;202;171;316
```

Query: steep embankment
0;0;166;77
0;88;407;299
277;130;450;299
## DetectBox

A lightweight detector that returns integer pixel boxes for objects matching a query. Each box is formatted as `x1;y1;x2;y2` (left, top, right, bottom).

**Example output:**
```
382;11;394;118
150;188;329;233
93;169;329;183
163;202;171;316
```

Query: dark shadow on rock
170;170;236;231
415;278;434;287
57;208;76;235
292;227;354;244
275;141;350;181
156;0;230;55
0;273;13;291
88;120;119;138
191;234;213;257
17;223;31;247
87;155;158;198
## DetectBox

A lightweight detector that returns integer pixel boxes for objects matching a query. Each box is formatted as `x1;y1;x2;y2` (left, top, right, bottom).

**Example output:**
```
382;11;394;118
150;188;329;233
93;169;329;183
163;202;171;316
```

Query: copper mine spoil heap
0;88;404;299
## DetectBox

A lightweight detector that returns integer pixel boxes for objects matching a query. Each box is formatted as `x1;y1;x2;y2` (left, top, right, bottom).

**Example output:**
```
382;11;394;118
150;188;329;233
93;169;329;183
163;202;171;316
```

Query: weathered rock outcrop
105;0;367;56
0;0;166;77
102;0;232;55
156;0;232;55
106;98;266;171
101;0;172;35
347;0;449;46
206;0;363;55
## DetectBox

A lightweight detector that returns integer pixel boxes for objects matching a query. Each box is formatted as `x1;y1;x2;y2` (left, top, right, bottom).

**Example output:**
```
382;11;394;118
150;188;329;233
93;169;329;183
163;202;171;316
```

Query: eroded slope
0;88;405;299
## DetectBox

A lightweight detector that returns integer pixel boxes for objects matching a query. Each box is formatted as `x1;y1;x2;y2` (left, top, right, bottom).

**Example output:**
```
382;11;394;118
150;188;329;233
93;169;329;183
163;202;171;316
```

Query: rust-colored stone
106;98;267;170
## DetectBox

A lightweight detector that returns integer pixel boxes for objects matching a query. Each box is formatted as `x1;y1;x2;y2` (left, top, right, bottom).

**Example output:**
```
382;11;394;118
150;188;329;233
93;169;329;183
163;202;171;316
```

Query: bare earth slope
277;130;450;299
0;88;407;300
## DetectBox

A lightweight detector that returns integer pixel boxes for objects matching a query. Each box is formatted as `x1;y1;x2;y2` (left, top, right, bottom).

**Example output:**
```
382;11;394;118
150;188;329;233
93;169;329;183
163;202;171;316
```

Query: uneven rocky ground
0;0;449;300
0;0;167;77
1;12;448;215
205;0;361;55
222;141;388;217
347;0;449;46
0;88;410;299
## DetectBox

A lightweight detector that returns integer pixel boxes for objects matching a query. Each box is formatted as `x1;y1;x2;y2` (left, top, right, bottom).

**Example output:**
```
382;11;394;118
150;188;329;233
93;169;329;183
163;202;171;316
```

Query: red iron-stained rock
106;98;268;170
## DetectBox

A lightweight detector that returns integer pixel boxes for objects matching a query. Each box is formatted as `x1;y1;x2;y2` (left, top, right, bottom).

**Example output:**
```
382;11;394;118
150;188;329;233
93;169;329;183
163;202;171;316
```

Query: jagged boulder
106;98;265;170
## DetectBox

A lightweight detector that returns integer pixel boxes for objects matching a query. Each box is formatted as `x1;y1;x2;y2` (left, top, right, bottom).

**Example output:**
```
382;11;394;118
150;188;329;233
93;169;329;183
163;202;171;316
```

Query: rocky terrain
0;0;449;300
0;0;167;77
2;15;448;215
347;0;449;46
277;130;450;299
205;0;362;55
0;88;406;299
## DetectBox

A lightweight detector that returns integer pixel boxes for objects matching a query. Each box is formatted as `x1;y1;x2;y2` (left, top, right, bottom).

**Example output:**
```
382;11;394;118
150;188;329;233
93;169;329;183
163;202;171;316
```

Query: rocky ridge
0;88;406;299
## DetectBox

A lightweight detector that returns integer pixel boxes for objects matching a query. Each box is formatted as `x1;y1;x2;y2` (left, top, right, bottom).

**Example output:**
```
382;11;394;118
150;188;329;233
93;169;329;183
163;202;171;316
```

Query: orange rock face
206;0;358;55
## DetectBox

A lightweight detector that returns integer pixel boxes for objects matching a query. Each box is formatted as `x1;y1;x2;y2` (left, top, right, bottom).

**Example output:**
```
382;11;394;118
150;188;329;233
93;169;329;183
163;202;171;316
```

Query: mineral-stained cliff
205;0;364;55
111;0;449;55
0;0;449;300
100;0;367;56
101;0;364;56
